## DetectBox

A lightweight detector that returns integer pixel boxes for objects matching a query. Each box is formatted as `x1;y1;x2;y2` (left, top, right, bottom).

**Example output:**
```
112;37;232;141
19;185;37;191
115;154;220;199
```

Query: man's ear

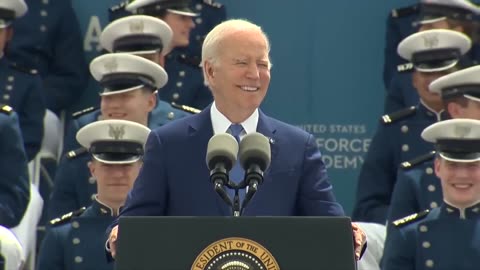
204;60;215;78
434;157;442;179
87;161;95;178
203;60;216;88
147;92;157;112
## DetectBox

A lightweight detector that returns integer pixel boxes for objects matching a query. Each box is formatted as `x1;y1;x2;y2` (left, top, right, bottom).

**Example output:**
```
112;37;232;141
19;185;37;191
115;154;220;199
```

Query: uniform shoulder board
392;209;429;228
0;104;13;115
203;0;223;8
381;106;417;124
178;54;201;68
391;4;418;18
171;102;201;114
401;151;436;170
397;62;414;73
65;147;88;160
49;207;87;226
72;106;97;119
9;62;38;75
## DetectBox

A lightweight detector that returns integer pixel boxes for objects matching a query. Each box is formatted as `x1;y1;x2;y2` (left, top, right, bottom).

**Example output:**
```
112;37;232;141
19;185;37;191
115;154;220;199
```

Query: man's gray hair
201;19;271;85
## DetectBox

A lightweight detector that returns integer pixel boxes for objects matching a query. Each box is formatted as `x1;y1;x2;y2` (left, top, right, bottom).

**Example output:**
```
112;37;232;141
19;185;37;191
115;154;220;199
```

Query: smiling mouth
239;86;259;92
451;183;474;190
108;113;127;118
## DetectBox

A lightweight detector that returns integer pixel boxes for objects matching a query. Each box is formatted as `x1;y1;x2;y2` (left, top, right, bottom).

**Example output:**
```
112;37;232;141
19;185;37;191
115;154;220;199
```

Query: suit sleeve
296;134;345;216
118;131;168;217
106;131;169;248
352;124;396;224
0;113;30;228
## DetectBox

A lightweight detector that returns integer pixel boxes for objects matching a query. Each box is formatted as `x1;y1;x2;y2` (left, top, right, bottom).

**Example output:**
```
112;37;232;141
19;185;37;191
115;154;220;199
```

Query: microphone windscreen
238;132;271;171
206;133;238;171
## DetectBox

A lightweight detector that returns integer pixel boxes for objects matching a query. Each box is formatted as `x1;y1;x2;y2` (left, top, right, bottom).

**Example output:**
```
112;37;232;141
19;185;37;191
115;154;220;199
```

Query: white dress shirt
210;102;259;139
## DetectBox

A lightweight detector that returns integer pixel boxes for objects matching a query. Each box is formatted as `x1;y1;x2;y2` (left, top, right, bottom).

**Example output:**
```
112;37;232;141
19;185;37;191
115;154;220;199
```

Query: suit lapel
256;110;278;171
241;111;279;216
187;106;231;215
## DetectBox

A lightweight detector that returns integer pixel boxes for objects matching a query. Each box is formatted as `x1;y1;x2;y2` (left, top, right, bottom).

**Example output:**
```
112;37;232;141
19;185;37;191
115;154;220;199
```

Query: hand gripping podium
115;216;356;270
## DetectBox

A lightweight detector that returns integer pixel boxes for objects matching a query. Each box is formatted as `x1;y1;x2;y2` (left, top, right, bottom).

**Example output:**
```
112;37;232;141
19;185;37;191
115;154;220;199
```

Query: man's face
89;160;142;203
100;89;156;124
413;70;446;109
0;27;13;53
205;29;271;115
453;99;480;120
435;158;480;207
161;12;194;48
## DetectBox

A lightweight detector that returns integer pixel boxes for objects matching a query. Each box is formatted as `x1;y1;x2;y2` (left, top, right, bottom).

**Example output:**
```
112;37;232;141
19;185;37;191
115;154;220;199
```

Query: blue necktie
228;124;245;202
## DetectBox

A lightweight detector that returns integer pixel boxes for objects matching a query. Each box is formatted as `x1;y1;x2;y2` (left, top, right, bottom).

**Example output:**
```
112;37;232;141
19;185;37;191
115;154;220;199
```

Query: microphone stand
212;168;263;217
232;190;241;217
210;165;243;216
240;164;264;216
210;163;233;207
226;179;243;217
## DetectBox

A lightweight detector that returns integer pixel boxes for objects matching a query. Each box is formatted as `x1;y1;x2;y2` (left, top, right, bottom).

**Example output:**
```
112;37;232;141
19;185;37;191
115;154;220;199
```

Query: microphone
206;133;239;206
238;132;271;208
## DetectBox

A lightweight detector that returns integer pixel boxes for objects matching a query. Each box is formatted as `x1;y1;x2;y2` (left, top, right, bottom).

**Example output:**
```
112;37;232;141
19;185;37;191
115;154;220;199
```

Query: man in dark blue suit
106;18;366;260
383;118;480;270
